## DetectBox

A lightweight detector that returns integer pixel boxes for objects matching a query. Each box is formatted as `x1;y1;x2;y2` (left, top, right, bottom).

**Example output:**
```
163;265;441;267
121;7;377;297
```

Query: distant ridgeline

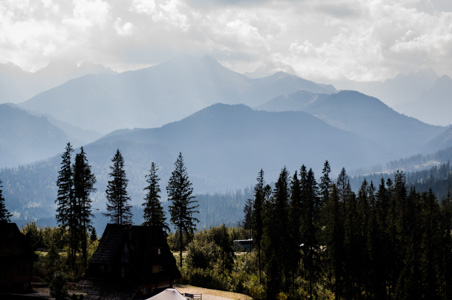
350;147;452;201
6;187;254;234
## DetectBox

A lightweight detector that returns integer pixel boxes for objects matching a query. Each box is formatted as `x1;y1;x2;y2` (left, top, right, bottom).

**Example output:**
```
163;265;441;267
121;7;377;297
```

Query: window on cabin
152;265;160;273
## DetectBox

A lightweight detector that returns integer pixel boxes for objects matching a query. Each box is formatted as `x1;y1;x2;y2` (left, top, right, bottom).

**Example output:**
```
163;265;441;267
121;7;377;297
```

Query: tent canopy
146;288;187;300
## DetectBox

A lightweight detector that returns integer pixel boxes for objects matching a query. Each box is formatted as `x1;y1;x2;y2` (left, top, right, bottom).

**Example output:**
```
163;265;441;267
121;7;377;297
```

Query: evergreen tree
0;178;12;222
167;153;199;268
301;168;321;300
440;194;452;299
73;147;96;268
325;184;345;300
272;167;290;293
55;142;77;267
252;169;266;284
142;162;169;232
319;160;331;206
288;171;302;293
105;149;132;225
419;189;441;300
242;198;253;232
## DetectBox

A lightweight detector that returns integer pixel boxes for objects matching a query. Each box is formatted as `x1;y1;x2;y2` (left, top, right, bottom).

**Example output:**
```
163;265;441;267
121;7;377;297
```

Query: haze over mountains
1;55;452;227
333;69;452;126
20;56;336;134
257;90;444;156
0;103;393;222
0;103;69;167
0;61;115;104
0;104;101;167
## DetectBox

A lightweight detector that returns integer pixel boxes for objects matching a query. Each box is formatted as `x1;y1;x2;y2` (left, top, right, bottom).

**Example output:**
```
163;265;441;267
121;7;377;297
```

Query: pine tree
0;178;12;222
272;167;290;293
325;184;345;300
301;168;321;300
105;149;132;225
73;147;96;268
252;169;267;284
167;153;199;268
288;171;302;293
142;162;169;232
242;198;253;232
319;160;331;206
55;142;77;267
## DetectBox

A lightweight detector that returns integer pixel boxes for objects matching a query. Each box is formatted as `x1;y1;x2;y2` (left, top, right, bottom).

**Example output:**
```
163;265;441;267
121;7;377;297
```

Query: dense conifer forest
232;162;452;300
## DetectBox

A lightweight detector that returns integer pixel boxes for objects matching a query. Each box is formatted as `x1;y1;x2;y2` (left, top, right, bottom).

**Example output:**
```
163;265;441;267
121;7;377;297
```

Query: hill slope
398;75;452;126
0;104;70;167
258;90;444;157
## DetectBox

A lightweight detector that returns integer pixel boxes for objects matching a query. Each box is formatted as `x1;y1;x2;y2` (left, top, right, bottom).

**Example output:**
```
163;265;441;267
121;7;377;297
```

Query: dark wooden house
0;221;34;292
79;224;181;300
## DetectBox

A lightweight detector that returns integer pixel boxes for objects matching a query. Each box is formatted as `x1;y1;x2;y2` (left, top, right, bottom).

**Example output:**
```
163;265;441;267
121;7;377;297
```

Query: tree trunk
179;227;183;268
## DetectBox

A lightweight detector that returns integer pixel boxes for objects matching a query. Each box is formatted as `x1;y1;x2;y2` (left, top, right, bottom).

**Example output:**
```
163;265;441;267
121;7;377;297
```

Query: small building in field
0;221;34;293
79;224;181;300
233;239;253;252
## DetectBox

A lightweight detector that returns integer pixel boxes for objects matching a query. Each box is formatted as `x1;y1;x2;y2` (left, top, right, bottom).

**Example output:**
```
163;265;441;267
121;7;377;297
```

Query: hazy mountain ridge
332;69;452;126
0;104;70;167
258;90;445;157
0;61;115;104
20;56;336;134
1;103;392;223
0;103;103;168
397;75;452;126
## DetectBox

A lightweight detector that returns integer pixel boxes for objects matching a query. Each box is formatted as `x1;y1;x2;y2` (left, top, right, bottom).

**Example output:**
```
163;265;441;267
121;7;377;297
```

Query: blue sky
1;0;452;82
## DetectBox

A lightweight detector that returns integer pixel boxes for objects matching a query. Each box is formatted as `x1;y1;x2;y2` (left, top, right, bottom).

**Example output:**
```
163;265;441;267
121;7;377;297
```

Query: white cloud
131;0;156;15
63;0;110;29
114;18;134;36
0;0;452;82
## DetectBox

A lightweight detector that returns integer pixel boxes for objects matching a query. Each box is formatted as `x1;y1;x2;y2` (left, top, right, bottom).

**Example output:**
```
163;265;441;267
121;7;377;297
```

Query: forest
2;149;452;300
228;162;452;300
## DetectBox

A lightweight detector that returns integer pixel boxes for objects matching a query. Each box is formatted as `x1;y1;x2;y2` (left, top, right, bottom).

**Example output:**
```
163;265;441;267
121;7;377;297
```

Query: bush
49;271;69;300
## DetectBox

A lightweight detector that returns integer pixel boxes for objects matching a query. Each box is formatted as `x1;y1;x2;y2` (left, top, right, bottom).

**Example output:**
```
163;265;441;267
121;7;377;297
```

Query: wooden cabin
79;224;181;300
0;221;34;293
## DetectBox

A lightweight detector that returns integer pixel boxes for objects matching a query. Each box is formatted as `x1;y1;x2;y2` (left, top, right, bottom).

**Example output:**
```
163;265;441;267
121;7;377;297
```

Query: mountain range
333;69;452;126
0;104;101;167
0;103;394;222
0;61;115;104
19;56;336;134
0;104;69;167
257;90;445;157
1;56;452;228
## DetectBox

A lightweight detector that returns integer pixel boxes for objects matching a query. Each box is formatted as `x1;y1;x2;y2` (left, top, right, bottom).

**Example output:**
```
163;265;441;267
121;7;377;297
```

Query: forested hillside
236;162;452;299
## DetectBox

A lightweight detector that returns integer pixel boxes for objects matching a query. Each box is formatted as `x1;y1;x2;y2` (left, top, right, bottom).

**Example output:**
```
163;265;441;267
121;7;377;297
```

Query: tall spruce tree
288;171;302;293
73;147;96;268
273;167;290;293
302;168;321;300
167;153;199;268
253;169;266;284
142;162;169;232
55;142;78;267
325;184;345;300
319;160;331;206
105;149;132;225
0;179;12;222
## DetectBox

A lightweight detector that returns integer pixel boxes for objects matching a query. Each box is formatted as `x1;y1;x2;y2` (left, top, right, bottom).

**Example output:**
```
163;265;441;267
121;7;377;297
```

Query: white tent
146;288;188;300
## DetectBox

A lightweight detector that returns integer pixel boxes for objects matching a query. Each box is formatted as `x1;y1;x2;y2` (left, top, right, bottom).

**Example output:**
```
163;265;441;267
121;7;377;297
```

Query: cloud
0;0;452;82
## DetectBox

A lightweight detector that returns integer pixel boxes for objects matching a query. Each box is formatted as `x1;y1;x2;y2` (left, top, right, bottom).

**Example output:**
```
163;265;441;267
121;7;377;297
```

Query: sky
1;0;452;82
